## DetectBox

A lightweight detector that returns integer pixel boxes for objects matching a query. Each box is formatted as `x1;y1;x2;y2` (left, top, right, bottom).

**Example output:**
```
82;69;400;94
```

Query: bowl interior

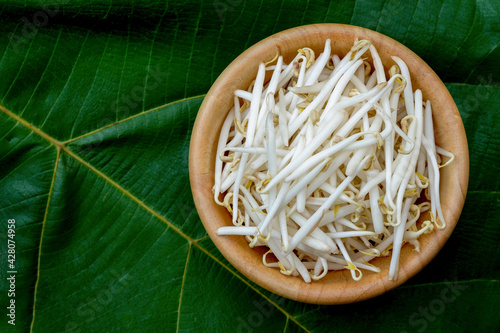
189;24;469;304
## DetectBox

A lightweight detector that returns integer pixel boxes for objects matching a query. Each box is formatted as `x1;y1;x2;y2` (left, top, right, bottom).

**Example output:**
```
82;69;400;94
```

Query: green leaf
0;0;499;332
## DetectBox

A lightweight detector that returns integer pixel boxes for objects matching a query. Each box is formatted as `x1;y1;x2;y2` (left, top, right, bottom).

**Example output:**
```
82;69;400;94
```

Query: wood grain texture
189;24;469;304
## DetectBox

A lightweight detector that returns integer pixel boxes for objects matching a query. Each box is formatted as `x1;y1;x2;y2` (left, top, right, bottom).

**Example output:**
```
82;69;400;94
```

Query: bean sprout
212;39;453;282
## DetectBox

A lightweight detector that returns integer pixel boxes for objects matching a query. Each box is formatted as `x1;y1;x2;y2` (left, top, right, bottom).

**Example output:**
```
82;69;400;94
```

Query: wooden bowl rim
189;23;469;304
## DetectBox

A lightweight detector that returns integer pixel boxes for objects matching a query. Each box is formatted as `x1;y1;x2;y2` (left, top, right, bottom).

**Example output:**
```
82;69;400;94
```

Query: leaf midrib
0;100;311;333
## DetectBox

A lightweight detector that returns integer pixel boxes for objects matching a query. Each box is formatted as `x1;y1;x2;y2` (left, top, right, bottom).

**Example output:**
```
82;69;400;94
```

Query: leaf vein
0;142;52;186
450;0;476;68
271;0;284;33
115;24;131;123
0;104;64;148
465;39;500;82
209;8;225;85
194;235;209;242
183;0;203;99
2;24;37;103
243;0;263;50
63;95;205;144
176;243;192;333
282;316;289;333
29;147;61;333
5;97;304;333
40;30;91;129
69;32;112;139
398;278;498;289
143;3;168;112
426;0;446;58
401;0;420;45
19;27;64;119
194;242;312;333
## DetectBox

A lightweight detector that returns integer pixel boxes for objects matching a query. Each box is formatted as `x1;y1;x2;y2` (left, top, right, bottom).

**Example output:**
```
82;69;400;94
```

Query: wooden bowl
189;24;469;304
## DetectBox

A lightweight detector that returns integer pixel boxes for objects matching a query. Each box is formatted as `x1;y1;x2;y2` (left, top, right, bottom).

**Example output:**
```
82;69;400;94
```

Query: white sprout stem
289;81;327;94
335;75;402;139
389;197;413;281
266;110;278;233
286;155;373;255
257;56;284;127
289;55;308;123
435;146;455;167
390;117;417;202
344;114;383;176
217;226;259;236
292;252;312;283
305;151;352;197
312;257;329;280
246;63;267;146
277;88;289;146
234;89;252;101
326;223;363;281
214;107;236;205
288;59;363;137
391;56;414;115
267;238;294;271
423;99;439;222
321;58;366;121
232;63;266;224
250;83;380;173
370;44;387;84
422;135;446;229
327;231;376;238
258;109;347;190
395;90;424;226
304;39;331;85
221;146;289;157
332;217;366;231
289;213;335;253
318;200;369;227
285;131;377;183
383;91;401;212
258;182;291;236
367;170;384;234
279;209;289;252
259;158;332;236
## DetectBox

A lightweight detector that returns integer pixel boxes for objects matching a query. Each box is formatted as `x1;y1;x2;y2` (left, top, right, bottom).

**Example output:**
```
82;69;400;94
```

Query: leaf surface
0;1;499;332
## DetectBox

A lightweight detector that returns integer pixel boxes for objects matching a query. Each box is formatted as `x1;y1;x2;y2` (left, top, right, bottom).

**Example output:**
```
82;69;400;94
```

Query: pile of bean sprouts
213;39;454;282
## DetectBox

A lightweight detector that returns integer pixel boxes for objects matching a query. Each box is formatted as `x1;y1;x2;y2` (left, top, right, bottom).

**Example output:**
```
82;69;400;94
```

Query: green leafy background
0;0;499;332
